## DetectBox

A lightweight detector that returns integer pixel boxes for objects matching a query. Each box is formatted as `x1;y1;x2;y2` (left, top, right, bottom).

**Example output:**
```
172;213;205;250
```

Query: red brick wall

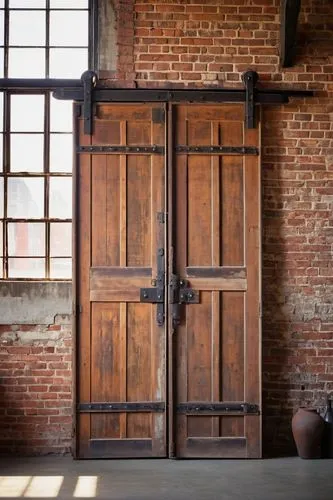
1;0;332;457
0;316;72;455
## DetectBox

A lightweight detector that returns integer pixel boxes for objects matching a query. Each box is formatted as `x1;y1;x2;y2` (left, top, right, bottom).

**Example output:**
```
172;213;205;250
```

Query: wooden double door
74;102;261;459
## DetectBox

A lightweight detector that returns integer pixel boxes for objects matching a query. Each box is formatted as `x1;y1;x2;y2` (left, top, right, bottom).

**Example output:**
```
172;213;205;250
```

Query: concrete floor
0;457;332;500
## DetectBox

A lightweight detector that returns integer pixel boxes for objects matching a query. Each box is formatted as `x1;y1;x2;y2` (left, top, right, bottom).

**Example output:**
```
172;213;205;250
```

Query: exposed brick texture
1;0;333;457
0;316;72;455
99;0;136;87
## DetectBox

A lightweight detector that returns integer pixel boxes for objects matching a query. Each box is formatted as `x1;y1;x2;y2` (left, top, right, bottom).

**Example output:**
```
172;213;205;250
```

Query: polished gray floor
0;456;332;499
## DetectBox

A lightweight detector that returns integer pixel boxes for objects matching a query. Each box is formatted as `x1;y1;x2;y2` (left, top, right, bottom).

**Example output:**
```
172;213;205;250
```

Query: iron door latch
140;248;165;326
170;275;199;329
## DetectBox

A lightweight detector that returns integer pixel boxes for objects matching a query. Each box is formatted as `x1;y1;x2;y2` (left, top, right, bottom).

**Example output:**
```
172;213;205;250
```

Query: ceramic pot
292;407;324;459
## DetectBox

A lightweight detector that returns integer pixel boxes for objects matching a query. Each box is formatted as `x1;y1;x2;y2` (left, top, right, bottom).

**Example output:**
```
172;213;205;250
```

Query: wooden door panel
75;104;167;458
75;102;261;459
174;104;261;458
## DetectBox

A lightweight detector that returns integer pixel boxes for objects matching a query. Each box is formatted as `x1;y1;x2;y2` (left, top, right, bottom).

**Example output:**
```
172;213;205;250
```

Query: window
0;0;90;279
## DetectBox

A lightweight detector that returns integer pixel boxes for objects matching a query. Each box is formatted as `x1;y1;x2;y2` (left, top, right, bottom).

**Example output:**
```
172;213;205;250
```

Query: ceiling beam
280;0;302;67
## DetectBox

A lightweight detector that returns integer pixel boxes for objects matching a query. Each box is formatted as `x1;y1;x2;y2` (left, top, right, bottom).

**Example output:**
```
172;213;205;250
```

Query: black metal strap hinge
78;402;166;413
175;146;259;155
77;145;164;154
177;402;260;415
140;248;165;326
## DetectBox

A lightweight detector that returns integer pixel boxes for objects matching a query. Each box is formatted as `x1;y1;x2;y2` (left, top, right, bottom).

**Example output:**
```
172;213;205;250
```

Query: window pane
50;0;88;7
9;11;46;46
49;48;87;78
8;222;45;256
8;177;44;218
0;177;3;218
50;222;71;256
11;134;44;172
9;48;45;77
50;258;71;279
50;134;72;171
0;10;4;46
0;221;2;256
10;1;46;7
11;95;44;132
50;98;72;132
8;258;45;278
49;177;72;219
50;11;88;47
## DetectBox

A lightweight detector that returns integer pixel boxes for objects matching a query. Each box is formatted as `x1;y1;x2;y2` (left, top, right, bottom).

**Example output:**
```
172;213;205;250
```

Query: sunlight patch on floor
73;476;98;498
0;477;31;498
24;476;64;498
0;476;98;498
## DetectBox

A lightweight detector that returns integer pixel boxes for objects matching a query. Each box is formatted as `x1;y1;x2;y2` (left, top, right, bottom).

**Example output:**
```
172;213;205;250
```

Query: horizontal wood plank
91;267;152;277
185;437;246;458
88;438;154;458
186;267;246;278
188;277;247;291
90;275;152;291
90;290;142;302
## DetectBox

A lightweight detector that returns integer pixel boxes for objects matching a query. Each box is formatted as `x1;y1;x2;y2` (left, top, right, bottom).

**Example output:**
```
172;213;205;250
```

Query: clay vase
292;407;324;459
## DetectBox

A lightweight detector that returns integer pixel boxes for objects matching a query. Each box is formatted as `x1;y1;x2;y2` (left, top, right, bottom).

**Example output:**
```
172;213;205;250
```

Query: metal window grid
0;0;92;280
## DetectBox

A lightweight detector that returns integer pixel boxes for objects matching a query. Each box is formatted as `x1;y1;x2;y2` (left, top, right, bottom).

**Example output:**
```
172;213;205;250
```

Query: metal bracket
178;279;199;304
140;248;165;326
242;70;259;129
81;70;97;135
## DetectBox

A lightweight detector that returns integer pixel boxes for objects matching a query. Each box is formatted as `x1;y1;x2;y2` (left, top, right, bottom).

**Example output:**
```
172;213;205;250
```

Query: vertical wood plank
119;302;127;439
244;116;262;458
119;120;127;438
120;120;127;267
175;107;189;456
126;155;151;266
220;121;244;266
106;154;120;266
76;117;91;457
151;105;166;455
91;155;107;266
211;121;221;438
167;103;176;458
91;303;121;439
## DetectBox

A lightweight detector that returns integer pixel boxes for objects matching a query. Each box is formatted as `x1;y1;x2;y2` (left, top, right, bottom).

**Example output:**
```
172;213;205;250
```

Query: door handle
170;275;199;329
